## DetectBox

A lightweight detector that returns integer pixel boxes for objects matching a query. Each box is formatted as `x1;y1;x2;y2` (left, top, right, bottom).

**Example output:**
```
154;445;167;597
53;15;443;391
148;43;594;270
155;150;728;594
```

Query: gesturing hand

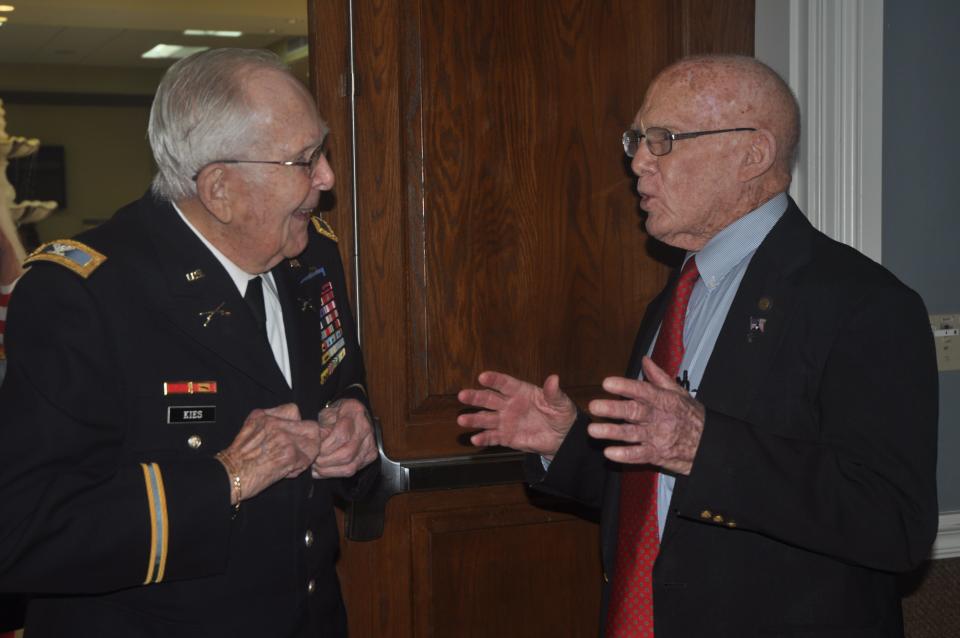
457;371;577;459
587;357;705;475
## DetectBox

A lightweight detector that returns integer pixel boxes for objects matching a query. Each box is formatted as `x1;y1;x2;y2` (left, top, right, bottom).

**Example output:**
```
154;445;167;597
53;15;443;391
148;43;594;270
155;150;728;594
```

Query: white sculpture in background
1;97;58;376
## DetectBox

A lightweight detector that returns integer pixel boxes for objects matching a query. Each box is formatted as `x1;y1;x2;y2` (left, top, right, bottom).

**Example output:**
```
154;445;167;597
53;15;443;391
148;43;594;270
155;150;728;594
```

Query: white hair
148;48;296;201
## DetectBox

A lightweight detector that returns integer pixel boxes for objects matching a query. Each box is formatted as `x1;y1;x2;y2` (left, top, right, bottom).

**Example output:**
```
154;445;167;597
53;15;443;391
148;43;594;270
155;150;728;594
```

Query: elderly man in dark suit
0;48;378;637
458;54;938;637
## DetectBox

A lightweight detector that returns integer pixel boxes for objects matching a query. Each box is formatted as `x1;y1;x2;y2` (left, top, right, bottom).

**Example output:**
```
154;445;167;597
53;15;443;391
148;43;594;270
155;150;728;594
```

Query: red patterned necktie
606;256;699;637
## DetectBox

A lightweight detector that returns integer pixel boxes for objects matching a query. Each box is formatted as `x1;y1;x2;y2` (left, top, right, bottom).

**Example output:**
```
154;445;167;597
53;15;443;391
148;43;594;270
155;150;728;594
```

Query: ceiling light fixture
183;29;243;38
0;5;14;12
0;16;7;24
142;44;210;60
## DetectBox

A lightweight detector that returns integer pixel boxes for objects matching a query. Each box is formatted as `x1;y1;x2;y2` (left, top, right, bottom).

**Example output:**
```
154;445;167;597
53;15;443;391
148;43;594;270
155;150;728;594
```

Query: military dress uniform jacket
526;199;939;637
0;193;378;637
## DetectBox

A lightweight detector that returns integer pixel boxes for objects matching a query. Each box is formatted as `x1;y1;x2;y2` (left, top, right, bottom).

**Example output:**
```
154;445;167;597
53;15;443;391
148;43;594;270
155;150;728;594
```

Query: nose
311;154;335;191
631;143;657;177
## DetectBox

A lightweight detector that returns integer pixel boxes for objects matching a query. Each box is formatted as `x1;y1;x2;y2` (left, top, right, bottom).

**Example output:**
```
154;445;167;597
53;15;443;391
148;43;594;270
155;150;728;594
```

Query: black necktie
244;275;267;334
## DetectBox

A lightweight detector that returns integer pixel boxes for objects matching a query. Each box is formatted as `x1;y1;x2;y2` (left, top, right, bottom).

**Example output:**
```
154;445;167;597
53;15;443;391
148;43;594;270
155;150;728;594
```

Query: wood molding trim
755;0;884;262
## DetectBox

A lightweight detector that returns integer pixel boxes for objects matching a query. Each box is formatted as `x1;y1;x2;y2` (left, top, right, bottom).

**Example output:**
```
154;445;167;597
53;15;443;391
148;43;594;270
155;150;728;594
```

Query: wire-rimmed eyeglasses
622;126;757;158
192;138;328;181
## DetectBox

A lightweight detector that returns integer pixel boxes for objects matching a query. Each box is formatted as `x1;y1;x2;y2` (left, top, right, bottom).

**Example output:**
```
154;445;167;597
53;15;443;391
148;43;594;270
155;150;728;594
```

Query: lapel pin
185;269;205;282
288;259;302;269
747;316;767;343
757;296;773;311
199;302;231;328
299;297;316;313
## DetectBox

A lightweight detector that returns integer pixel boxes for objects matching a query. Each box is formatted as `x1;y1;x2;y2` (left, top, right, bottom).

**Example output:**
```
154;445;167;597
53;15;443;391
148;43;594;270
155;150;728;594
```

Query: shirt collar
688;192;788;290
172;202;261;295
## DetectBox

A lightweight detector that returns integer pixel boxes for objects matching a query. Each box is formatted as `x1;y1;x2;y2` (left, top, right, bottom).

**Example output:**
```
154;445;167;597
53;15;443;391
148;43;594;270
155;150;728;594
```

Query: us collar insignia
199;302;231;328
185;269;205;282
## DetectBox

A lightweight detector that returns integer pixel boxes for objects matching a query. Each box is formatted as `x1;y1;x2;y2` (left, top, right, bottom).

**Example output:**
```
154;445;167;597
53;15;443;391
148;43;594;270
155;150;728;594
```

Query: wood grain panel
356;0;676;459
337;484;600;638
675;0;756;57
411;503;601;637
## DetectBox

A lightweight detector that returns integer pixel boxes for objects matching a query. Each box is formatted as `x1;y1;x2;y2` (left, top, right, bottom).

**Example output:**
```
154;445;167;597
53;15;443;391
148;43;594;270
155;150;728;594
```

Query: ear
738;129;777;182
195;165;234;224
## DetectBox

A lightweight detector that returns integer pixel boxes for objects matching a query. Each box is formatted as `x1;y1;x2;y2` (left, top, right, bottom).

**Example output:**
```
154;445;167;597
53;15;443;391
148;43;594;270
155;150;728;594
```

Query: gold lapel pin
185;269;205;282
199;302;231;328
757;296;773;312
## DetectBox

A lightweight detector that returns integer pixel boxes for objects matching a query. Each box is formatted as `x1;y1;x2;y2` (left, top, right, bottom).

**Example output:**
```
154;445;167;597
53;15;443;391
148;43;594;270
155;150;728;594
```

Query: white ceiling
0;0;308;69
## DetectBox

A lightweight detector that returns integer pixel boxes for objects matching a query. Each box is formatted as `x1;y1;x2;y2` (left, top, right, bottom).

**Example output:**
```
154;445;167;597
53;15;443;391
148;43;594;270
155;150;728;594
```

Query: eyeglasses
192;138;328;181
621;126;757;157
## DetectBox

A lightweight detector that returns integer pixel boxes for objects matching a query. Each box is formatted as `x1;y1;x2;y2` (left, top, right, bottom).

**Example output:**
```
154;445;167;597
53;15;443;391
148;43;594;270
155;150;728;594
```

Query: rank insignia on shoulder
24;240;107;279
310;216;338;243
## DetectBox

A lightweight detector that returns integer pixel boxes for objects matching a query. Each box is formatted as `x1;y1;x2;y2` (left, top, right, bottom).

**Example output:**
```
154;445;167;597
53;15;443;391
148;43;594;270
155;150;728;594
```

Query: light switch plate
930;314;960;372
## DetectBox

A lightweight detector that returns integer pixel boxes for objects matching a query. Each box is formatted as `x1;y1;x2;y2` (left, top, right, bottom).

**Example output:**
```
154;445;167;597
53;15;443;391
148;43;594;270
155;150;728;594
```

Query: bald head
630;55;801;250
653;55;800;186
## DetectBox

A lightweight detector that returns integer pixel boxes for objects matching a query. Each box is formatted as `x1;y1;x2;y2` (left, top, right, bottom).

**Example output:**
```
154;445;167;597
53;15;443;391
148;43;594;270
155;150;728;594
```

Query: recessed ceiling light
142;44;209;60
0;5;15;12
183;29;243;38
0;16;7;24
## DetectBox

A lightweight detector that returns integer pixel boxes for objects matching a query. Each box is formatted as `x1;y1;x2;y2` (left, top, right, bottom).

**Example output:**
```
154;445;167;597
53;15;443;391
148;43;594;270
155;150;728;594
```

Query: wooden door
308;1;754;635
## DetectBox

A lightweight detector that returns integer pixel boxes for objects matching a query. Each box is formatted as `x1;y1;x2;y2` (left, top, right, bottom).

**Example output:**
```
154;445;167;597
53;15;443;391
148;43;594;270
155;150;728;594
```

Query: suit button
700;510;712;520
304;529;314;547
307;579;316;595
187;435;202;449
712;514;724;524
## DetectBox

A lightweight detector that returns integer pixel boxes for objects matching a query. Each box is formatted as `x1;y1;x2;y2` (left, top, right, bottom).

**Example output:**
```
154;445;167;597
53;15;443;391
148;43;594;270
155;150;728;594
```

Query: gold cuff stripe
140;462;169;584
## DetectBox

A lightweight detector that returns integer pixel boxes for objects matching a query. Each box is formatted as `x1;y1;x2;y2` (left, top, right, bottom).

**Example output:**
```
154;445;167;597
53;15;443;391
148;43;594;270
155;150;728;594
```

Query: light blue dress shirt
653;193;787;537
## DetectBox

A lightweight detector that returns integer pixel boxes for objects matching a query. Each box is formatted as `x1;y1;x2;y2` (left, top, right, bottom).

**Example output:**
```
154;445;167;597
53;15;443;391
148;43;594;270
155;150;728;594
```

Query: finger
588;397;651;423
542;374;567;408
641;356;681;390
603;443;655;465
313;439;367;472
264;403;302;420
456;410;502;430
469;430;503;448
311;461;367;479
457;388;507;411
587;422;649;444
476;370;524;396
600;375;653;401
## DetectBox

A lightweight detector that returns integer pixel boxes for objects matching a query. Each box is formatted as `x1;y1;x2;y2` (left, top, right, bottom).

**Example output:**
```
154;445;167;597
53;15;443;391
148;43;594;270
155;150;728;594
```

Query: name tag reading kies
167;405;216;424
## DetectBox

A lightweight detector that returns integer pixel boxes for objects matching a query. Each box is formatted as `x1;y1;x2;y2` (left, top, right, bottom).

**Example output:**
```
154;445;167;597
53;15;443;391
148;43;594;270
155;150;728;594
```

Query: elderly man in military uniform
0;48;378;637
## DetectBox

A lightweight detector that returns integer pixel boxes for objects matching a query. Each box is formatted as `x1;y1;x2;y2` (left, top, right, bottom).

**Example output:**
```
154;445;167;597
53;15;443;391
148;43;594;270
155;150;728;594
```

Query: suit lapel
659;201;816;549
142;198;290;395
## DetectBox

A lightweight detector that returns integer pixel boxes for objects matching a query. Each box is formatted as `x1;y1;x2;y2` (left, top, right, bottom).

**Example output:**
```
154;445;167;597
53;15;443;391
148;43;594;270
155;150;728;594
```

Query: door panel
309;0;754;635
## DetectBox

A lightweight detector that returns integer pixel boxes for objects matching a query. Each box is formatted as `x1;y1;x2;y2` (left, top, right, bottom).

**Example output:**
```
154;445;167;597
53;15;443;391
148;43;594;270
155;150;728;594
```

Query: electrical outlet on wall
930;314;960;372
